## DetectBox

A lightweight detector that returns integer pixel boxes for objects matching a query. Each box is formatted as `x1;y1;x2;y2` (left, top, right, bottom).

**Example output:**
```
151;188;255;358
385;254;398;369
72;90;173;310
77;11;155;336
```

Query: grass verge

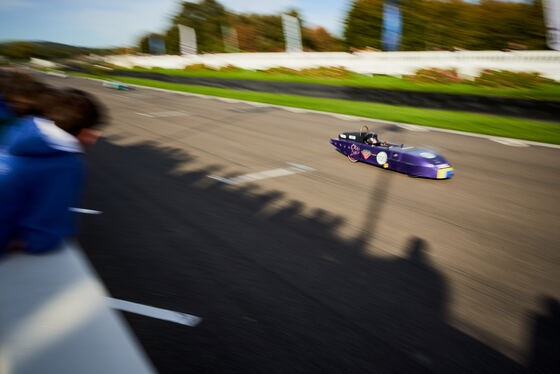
119;67;560;101
77;73;560;145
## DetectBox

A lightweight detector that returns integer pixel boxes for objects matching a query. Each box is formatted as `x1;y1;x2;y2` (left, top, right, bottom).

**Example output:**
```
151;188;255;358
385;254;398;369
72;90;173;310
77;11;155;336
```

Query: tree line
345;0;547;51
139;0;344;54
140;0;548;54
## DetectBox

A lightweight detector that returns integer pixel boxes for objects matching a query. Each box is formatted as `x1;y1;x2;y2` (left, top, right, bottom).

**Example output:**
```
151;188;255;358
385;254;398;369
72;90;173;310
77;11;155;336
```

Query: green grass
118;67;560;101
77;73;560;145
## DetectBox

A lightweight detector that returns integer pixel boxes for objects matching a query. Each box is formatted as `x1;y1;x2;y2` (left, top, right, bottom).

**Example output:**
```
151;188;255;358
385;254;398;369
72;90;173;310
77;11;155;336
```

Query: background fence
105;51;560;80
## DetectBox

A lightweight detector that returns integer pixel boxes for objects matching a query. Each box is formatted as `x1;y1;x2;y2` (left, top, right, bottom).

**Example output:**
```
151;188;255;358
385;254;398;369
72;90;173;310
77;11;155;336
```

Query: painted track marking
283;107;306;113
107;297;202;327
330;113;360;121
397;124;429;132
489;137;529;147
216;97;239;103
136;111;189;118
209;163;315;185
69;207;103;215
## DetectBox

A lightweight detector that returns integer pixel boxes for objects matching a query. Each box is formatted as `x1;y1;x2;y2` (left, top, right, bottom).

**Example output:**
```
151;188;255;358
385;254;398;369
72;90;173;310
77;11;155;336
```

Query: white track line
69;207;103;215
136;111;188;118
209;168;295;185
330;113;360;121
107;297;202;327
489;137;530;147
209;162;314;185
397;124;430;132
283;107;306;113
287;162;315;171
216;97;239;103
77;76;560;150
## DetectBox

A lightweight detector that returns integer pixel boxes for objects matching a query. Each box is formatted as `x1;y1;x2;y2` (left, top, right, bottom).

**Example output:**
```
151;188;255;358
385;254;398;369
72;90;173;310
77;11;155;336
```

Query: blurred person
0;72;15;124
0;88;105;256
0;92;13;123
364;131;380;145
1;72;48;117
0;72;49;140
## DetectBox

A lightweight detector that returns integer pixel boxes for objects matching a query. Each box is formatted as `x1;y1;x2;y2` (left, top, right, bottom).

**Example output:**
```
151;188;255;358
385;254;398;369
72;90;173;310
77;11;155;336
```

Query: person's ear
76;128;101;146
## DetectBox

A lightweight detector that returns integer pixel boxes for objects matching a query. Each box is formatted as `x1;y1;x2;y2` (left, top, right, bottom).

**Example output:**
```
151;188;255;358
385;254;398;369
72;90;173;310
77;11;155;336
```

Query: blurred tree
231;13;284;51
400;0;428;51
139;35;150;54
349;0;548;51
344;0;384;50
134;0;548;54
478;0;519;49
113;47;138;54
165;25;180;55
234;22;257;51
463;0;546;50
232;8;341;52
419;0;477;50
173;0;229;53
522;0;547;50
303;27;345;51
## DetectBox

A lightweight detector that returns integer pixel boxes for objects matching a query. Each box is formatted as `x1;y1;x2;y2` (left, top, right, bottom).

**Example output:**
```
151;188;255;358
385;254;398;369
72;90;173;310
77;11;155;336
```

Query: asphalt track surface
46;75;560;373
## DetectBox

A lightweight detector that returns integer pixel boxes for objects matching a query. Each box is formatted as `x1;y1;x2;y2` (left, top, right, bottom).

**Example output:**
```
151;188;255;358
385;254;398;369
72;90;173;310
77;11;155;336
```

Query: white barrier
0;242;156;374
105;51;560;80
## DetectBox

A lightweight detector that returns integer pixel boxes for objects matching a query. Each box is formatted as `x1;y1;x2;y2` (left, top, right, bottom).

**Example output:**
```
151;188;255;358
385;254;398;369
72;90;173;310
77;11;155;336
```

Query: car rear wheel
348;154;359;163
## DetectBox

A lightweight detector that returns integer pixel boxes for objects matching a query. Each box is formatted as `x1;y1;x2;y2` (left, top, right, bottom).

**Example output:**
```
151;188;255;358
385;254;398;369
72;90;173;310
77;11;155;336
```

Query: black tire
348;154;359;163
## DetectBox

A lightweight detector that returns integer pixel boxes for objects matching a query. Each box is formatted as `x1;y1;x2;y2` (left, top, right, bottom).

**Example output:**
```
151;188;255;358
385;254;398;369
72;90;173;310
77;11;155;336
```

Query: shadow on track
79;139;537;373
526;296;560;373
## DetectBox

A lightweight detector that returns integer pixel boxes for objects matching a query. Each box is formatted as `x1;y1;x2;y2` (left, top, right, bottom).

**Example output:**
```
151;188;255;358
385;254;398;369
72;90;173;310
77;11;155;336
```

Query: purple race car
330;126;454;179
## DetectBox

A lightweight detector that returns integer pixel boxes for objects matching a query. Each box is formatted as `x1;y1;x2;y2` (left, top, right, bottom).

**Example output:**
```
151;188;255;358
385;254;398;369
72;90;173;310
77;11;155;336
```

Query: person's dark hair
2;73;50;117
40;88;106;135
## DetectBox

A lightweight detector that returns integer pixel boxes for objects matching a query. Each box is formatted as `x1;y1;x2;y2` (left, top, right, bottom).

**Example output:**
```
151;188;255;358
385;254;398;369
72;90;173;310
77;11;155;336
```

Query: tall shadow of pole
526;296;560;373
354;170;393;250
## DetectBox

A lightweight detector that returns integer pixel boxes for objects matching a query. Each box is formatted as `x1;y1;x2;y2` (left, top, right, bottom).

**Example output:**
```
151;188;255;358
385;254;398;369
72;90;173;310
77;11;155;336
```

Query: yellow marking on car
437;167;454;179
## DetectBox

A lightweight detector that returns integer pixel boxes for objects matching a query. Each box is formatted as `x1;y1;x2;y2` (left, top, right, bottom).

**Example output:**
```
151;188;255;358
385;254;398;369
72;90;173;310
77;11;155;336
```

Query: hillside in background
0;41;130;61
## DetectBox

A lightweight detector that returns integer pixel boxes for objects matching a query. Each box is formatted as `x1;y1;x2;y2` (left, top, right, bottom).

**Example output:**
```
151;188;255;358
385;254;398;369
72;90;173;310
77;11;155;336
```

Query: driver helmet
364;132;379;144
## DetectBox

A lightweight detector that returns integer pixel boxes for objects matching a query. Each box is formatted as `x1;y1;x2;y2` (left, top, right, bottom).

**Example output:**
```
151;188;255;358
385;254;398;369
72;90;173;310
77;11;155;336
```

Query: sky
0;0;351;48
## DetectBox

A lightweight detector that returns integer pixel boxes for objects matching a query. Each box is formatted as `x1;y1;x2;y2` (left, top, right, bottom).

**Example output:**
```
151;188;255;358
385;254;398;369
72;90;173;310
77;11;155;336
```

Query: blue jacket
0;96;13;121
0;116;85;254
0;96;16;139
